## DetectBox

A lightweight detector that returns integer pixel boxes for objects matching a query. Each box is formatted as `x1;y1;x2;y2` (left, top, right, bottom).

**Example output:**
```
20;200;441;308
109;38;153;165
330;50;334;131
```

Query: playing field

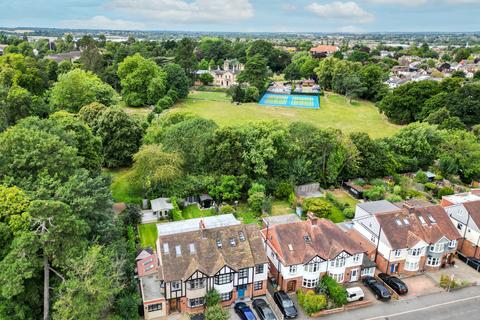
171;91;401;138
260;93;319;109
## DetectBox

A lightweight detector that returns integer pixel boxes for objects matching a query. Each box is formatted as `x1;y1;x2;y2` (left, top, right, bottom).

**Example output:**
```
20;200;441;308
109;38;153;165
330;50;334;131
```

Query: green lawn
108;168;142;204
330;189;359;207
171;91;400;138
138;223;157;249
182;204;215;219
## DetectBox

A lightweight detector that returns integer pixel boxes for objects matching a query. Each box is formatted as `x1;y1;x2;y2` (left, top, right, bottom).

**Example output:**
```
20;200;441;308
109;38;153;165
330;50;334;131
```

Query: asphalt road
321;286;480;320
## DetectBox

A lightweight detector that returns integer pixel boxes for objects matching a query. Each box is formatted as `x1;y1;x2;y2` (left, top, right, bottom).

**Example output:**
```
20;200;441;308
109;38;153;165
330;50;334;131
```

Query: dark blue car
235;302;257;320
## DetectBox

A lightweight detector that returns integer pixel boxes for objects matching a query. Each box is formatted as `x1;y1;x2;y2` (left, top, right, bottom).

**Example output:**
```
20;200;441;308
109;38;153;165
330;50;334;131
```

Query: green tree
303;198;332;218
199;72;214;85
175;38;197;77
4;85;48;126
49;68;117;112
92;108;143;168
205;289;221;307
117;53;167;107
350;132;396;178
209;175;243;202
52;245;124;320
129;144;183;198
163;63;190;100
238;54;269;92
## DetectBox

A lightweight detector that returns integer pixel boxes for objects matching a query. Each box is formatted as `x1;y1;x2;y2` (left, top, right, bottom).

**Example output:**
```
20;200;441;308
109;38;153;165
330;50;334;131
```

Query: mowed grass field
171;91;400;138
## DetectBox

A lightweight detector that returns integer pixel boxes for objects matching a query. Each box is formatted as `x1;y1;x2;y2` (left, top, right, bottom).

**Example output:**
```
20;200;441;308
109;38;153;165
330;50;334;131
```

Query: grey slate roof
150;198;174;212
357;200;399;215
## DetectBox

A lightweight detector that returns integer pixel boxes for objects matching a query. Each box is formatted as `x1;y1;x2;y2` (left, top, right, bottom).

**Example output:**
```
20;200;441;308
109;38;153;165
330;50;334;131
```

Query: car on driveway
346;287;365;302
378;273;409;295
234;302;257;320
273;291;298;318
253;298;277;320
466;257;480;271
362;276;391;301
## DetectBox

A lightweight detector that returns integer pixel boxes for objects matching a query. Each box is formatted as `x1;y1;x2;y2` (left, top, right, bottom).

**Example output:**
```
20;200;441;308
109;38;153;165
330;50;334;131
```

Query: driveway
426;258;480;287
399;274;443;299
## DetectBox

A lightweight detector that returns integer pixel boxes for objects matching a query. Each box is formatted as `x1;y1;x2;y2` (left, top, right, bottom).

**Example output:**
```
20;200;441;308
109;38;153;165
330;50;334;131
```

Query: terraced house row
135;190;480;320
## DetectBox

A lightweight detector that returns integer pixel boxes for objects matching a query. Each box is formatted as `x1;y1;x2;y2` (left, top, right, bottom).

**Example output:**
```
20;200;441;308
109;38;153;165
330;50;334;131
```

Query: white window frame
289;265;297;275
171;281;181;291
330;257;346;268
238;268;249;279
255;264;264;274
449;240;457;249
353;254;361;263
329;272;344;283
408;248;422;256
302;278;319;288
220;291;232;301
405;261;419;271
253;281;263;291
426;256;441;267
430;243;444;253
148;303;163;312
188;278;206;290
188;297;205;308
393;249;402;257
305;262;320;273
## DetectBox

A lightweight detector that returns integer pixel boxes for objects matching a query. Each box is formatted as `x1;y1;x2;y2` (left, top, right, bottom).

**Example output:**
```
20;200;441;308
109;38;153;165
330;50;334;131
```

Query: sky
0;0;479;33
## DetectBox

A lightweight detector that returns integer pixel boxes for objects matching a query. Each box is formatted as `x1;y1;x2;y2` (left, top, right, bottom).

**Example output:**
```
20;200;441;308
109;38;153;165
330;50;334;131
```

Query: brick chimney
199;219;206;238
402;201;415;214
307;212;318;225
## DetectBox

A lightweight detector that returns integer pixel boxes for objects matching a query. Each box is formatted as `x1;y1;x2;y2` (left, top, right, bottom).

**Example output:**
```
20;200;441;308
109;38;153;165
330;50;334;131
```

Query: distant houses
309;45;339;58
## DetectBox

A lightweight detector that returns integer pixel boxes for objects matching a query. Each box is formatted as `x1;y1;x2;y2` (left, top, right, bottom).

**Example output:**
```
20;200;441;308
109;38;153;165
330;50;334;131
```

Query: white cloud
60;15;146;30
107;0;254;24
366;0;480;5
306;2;374;23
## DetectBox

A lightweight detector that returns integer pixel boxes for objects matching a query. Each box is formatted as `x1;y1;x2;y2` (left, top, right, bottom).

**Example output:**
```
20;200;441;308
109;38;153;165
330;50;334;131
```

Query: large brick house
261;213;374;293
353;200;461;276
137;215;268;319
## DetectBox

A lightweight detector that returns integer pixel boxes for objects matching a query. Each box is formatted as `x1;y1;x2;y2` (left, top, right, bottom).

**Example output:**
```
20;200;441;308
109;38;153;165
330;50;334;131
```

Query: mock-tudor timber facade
261;213;375;293
137;215;267;319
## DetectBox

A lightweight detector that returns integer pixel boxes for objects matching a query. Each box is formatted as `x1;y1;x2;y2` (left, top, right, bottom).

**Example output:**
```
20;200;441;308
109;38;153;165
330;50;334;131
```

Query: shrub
415;170;428;184
205;289;221;307
303;198;332;218
205;304;229;320
439;274;457;289
262;195;273;214
248;183;266;196
275;181;294;200
288;192;298;208
155;96;174;112
297;290;327;315
424;182;437;191
438;187;454;198
363;185;386;201
166;88;179;102
220;204;235;214
321;275;347;307
170;197;183;221
343;207;355;219
248;192;265;215
393;185;402;195
386;195;403;202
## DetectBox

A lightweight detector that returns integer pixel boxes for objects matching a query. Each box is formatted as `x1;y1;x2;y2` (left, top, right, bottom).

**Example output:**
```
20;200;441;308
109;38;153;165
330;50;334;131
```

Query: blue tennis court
259;93;320;109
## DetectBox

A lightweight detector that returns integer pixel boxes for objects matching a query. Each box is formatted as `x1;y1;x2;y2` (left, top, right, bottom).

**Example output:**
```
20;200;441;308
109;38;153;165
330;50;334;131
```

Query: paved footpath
319;286;480;320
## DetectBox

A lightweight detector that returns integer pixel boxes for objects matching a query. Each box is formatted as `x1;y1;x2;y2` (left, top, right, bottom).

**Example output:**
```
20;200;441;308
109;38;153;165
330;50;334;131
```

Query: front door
390;263;399;274
169;298;179;313
237;284;247;299
350;268;359;282
287;280;296;292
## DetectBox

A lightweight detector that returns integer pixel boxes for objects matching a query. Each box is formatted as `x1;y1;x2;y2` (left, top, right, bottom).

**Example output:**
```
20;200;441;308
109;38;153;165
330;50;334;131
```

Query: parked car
378;273;409;295
273;290;298;318
253;298;277;320
466;257;480;271
346;287;365;302
362;276;391;301
235;302;257;320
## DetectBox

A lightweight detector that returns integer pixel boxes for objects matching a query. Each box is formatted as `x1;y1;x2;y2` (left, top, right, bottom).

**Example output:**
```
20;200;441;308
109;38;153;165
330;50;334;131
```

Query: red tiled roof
309;45;338;53
462;200;480;228
375;205;460;249
262;218;364;265
137;252;159;277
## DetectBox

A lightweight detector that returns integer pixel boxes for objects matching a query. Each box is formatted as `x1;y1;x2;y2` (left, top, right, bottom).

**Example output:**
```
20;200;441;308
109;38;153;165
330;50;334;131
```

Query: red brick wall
458;239;480;259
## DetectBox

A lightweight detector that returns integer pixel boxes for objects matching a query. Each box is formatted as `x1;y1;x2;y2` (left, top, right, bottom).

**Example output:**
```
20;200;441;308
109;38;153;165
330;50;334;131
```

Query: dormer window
239;231;246;241
163;243;169;254
427;214;436;223
216;240;222;248
418;216;426;225
189;243;196;254
229;238;237;247
304;235;312;243
175;245;181;257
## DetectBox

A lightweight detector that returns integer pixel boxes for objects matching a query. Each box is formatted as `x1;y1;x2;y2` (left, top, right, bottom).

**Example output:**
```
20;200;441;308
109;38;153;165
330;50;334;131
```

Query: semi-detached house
353;200;461;275
262;213;375;293
137;214;268;320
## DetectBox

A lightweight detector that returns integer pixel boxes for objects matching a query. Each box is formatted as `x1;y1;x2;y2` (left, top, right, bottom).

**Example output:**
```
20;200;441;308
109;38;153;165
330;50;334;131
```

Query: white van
346;287;365;303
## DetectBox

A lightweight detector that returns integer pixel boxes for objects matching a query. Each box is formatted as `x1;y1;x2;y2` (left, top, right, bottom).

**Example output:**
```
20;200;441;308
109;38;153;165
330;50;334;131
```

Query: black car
378;273;409;295
362;276;391;301
466;258;480;271
252;298;277;320
273;291;298;319
234;302;257;320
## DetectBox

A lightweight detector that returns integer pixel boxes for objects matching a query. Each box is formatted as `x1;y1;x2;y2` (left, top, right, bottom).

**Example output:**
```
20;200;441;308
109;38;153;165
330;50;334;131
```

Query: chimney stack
307;212;318;225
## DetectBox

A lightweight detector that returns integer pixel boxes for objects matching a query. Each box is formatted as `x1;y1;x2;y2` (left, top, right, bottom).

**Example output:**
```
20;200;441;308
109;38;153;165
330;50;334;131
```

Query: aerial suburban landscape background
1;1;480;320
